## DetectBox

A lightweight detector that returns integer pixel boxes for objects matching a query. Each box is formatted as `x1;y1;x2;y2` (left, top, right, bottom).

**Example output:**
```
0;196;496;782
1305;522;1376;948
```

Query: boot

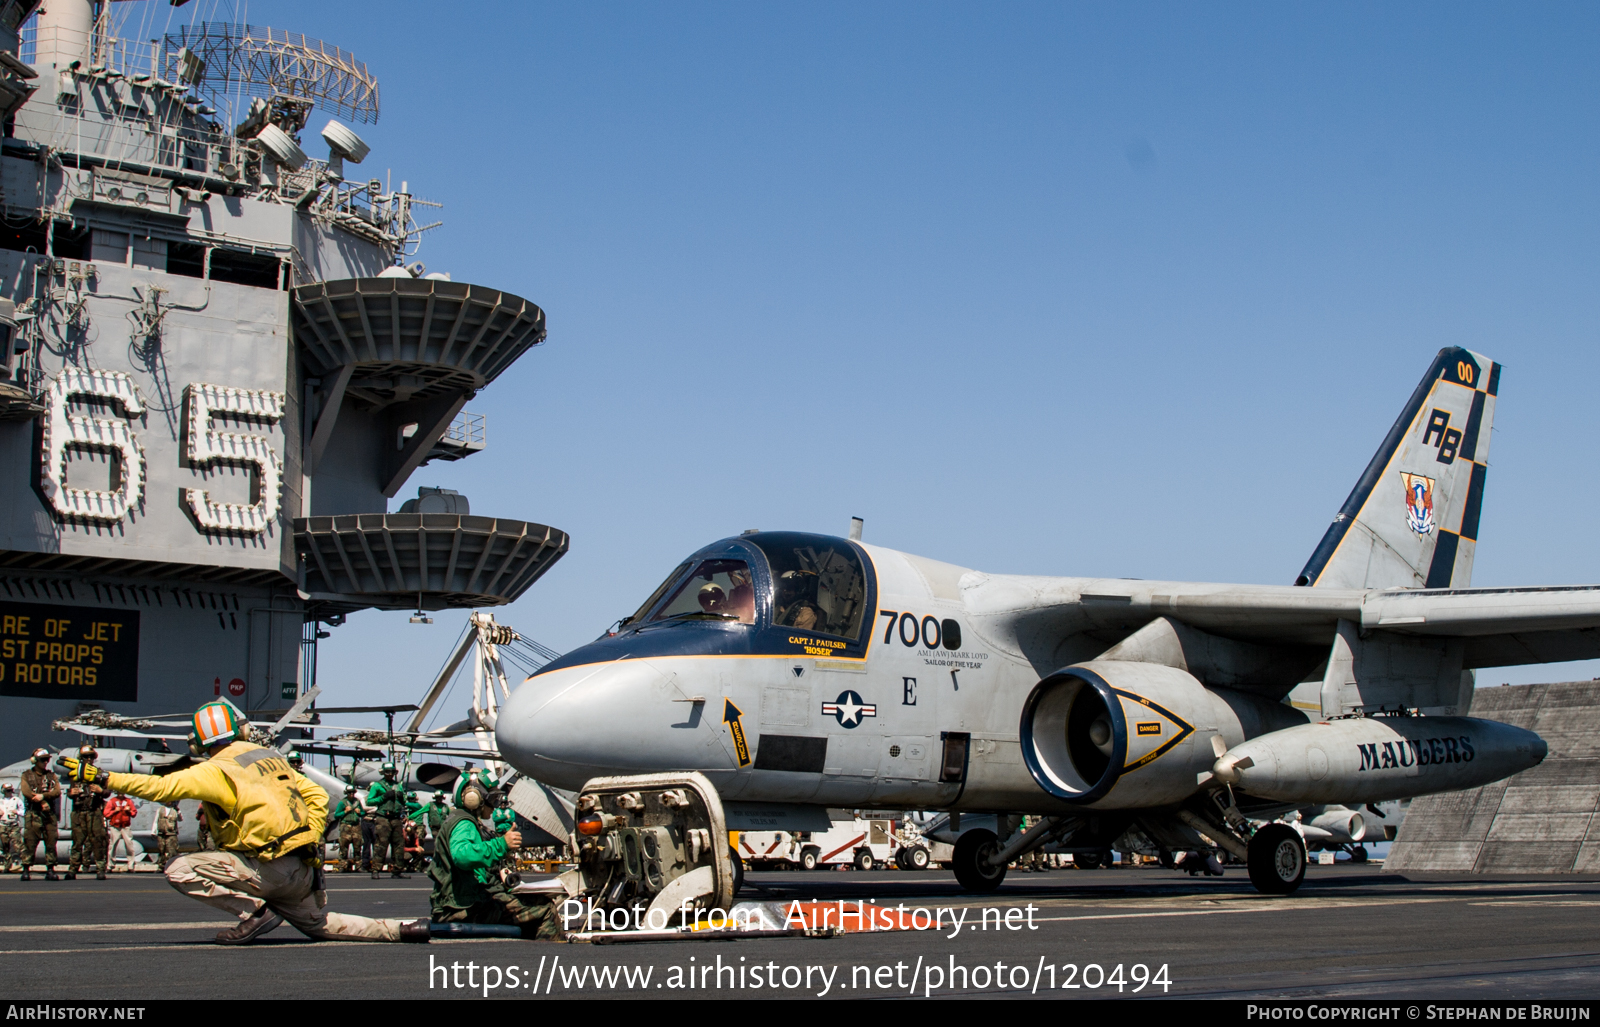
371;869;380;880
213;906;283;946
96;871;106;880
19;870;29;881
64;870;76;880
44;869;59;881
390;870;409;879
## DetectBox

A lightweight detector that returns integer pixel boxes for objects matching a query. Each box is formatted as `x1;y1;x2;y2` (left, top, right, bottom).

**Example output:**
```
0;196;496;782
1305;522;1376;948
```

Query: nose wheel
1247;824;1305;895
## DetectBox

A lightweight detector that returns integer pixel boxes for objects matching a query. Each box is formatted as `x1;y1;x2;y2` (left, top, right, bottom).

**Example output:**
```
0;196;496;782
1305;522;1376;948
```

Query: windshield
748;533;868;639
621;560;692;627
651;559;757;624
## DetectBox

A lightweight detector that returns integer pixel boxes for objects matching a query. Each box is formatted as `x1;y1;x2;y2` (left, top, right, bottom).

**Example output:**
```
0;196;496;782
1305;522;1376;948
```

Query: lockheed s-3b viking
498;349;1571;897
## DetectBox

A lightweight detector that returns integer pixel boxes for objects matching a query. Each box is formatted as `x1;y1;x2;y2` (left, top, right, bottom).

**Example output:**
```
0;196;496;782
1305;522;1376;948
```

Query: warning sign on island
0;599;139;702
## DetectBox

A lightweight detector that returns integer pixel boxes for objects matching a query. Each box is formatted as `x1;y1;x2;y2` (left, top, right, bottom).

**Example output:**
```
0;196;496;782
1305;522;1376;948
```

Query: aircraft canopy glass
622;560;692;628
747;532;869;640
650;559;757;625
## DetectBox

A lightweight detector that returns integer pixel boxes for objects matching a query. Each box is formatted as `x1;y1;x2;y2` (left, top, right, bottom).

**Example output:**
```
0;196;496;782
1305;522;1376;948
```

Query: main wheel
729;845;745;896
1348;844;1368;864
799;848;818;871
951;829;1007;893
907;845;931;870
854;849;875;872
1075;850;1103;869
1247;824;1306;895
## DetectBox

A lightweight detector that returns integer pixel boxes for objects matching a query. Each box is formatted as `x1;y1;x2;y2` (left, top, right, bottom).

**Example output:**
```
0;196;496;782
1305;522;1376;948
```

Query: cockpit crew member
776;570;823;630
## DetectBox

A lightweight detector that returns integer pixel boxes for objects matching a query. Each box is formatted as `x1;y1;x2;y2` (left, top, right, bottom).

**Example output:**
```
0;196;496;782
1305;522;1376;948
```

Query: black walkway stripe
1425;531;1460;588
1459;463;1487;542
1460;389;1487;463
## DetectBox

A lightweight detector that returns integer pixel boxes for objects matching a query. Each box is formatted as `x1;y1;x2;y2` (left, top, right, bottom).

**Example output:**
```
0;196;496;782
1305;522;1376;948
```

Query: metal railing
440;410;486;451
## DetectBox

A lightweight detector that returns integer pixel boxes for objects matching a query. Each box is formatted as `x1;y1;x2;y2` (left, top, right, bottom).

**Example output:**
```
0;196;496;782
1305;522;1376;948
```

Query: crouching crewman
58;701;430;946
427;775;559;938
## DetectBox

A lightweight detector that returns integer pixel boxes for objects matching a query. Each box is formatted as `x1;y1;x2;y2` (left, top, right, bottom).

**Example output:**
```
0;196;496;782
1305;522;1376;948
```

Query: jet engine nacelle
1219;716;1547;805
1019;660;1310;809
1301;806;1365;844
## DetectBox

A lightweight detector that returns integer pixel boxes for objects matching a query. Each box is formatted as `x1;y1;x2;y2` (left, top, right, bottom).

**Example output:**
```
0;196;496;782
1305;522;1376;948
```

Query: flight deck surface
3;865;1598;1000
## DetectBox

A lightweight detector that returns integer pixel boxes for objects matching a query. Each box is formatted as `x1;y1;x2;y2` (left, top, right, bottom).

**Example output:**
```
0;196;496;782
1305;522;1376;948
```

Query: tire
907;845;931;870
800;848;818;871
854;849;874;872
893;848;909;870
1348;845;1368;864
951;829;1007;893
1248;824;1306;895
1075;850;1103;869
729;845;744;896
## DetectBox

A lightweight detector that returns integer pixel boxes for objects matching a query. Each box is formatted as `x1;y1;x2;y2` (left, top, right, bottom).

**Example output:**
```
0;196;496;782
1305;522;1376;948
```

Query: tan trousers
107;826;136;867
165;849;403;941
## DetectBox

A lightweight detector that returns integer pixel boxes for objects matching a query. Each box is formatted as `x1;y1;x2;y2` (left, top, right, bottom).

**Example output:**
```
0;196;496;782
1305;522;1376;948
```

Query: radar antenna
161;22;380;126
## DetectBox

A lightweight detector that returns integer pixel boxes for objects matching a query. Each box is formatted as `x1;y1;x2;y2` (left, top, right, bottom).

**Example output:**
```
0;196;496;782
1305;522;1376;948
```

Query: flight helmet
191;701;246;752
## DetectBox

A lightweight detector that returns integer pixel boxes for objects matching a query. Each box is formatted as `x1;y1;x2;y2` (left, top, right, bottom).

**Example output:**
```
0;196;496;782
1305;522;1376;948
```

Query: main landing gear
1246;823;1306;895
951;829;1007;893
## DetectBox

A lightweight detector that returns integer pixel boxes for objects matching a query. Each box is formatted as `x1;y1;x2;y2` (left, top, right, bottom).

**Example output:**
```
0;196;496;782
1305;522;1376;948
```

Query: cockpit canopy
626;532;869;637
532;532;877;675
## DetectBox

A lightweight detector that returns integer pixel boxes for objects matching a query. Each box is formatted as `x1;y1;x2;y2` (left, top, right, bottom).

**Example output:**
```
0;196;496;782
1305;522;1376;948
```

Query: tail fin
1297;348;1498;590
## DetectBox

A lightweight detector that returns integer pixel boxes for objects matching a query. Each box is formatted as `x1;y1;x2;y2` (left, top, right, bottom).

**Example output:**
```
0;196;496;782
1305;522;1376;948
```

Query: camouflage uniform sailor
366;763;408;879
62;702;429;946
155;802;181;867
0;783;21;873
427;775;559;938
66;744;110;879
19;748;62;881
332;787;364;870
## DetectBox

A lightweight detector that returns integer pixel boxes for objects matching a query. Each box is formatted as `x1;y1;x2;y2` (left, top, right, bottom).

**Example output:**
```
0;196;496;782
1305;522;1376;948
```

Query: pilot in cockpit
776;569;823;630
697;582;729;614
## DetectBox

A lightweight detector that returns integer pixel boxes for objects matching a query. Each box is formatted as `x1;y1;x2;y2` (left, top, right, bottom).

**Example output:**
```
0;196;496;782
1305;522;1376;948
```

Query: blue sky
223;2;1599;719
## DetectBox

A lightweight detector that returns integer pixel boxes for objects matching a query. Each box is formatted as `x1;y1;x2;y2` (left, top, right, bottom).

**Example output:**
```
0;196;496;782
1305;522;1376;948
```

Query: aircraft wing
1361;585;1600;667
962;574;1600;671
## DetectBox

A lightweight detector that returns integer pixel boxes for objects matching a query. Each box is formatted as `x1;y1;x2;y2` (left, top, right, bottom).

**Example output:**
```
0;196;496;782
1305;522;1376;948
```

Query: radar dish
256;123;307;169
161;23;380;125
321;120;369;163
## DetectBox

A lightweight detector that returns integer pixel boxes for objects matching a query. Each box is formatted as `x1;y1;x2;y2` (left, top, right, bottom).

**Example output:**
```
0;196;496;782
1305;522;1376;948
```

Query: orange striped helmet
192;701;244;749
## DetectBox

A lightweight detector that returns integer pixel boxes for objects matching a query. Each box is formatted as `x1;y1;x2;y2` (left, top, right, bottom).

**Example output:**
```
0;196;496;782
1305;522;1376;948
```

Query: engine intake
1020;660;1310;809
1021;666;1127;803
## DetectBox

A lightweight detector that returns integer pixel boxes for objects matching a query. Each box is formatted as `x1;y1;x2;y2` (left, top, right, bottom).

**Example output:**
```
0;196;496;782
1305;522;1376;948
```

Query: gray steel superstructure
0;1;567;761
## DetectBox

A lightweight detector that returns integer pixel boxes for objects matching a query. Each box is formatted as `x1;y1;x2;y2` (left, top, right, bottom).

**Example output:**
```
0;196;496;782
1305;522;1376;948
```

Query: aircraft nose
496;660;728;789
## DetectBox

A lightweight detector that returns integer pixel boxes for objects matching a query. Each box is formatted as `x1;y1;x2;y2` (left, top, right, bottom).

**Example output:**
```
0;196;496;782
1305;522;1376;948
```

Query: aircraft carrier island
0;0;567;763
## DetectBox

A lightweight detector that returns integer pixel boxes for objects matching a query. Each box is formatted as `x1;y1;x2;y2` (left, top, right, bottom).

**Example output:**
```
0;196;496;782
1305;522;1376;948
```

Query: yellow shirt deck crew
107;742;327;859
